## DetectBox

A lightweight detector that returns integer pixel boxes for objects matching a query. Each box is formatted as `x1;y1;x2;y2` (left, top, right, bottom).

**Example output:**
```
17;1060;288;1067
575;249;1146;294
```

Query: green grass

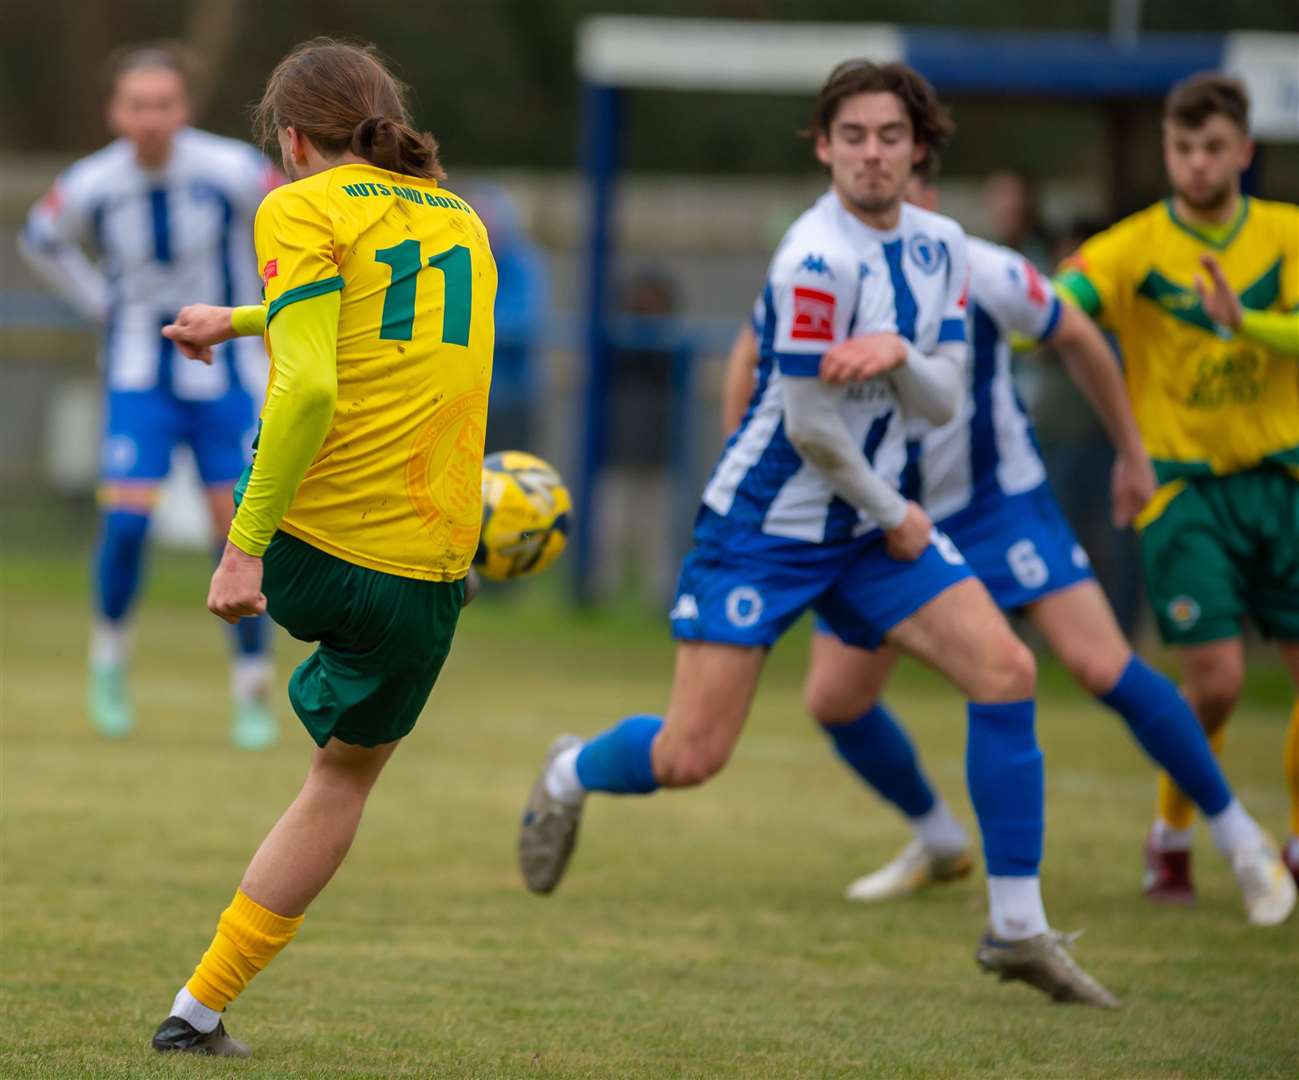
1;550;1296;1078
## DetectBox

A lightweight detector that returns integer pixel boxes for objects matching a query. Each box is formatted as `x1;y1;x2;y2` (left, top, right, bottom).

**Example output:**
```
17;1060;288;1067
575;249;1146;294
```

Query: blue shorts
670;529;973;651
813;485;1093;642
101;387;256;488
938;484;1094;612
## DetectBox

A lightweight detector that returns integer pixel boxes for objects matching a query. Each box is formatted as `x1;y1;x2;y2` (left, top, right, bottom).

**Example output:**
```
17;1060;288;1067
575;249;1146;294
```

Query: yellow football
475;450;572;582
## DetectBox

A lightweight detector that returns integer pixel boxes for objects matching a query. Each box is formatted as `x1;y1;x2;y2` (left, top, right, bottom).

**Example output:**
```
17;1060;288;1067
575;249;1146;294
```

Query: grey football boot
519;735;585;894
976;929;1121;1008
151;1016;251;1057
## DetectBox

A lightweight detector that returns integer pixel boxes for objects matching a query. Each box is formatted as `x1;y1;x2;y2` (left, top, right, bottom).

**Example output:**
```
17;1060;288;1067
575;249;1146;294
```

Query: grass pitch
1;549;1296;1079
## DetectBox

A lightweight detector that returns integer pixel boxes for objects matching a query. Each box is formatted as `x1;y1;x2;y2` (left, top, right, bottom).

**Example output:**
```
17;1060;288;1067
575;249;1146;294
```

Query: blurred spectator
983;169;1055;271
464;183;548;453
596;267;680;606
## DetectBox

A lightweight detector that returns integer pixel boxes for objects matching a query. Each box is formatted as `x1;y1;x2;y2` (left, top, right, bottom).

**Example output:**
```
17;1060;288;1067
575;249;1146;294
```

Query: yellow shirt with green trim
250;163;496;581
1056;196;1299;485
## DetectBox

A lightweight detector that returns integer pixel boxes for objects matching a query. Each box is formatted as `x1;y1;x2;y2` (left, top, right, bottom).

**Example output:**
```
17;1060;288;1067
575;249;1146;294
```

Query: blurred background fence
2;2;1297;627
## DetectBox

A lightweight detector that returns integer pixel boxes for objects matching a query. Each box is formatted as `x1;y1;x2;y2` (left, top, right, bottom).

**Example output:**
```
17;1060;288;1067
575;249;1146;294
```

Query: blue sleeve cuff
938;317;966;344
1037;296;1064;342
775;351;822;377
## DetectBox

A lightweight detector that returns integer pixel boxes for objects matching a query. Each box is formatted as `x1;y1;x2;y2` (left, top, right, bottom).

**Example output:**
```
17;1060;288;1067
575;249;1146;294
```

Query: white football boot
1231;837;1297;926
845;839;973;902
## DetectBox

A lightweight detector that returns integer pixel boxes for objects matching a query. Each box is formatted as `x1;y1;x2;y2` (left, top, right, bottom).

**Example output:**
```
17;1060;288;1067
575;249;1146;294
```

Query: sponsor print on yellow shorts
253;163;497;581
1057;197;1299;494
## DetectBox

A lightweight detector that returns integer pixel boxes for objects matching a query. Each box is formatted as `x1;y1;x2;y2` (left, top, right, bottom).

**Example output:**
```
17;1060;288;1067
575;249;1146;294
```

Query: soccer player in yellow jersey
1057;72;1299;903
146;39;496;1056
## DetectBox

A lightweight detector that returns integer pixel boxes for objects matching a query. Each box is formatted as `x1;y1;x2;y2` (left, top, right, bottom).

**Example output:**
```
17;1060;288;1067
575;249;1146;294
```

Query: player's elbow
785;420;844;471
16;222;55;268
287;373;338;424
1048;303;1096;353
917;390;960;428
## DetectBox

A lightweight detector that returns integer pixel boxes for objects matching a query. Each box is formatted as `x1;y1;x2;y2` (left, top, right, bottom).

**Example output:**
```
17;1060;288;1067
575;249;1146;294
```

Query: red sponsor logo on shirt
1023;260;1048;306
263;258;278;283
790;286;836;341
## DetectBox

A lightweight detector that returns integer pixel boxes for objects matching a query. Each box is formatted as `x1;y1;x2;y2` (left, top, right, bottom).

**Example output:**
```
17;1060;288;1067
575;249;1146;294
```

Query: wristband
231;304;268;337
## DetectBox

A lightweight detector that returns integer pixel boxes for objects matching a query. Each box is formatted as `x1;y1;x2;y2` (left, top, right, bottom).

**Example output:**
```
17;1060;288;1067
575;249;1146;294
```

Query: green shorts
262;531;464;748
1140;467;1299;646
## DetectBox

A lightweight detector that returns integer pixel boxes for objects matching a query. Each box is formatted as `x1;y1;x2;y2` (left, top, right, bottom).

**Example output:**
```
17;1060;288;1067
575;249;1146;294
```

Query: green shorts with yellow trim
262;530;464;748
1139;467;1299;646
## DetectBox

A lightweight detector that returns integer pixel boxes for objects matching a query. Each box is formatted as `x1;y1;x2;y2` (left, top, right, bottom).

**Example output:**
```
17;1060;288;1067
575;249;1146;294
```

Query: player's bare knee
803;677;874;726
655;739;731;788
1062;645;1130;697
976;637;1037;702
1183;655;1243;730
1186;678;1240;731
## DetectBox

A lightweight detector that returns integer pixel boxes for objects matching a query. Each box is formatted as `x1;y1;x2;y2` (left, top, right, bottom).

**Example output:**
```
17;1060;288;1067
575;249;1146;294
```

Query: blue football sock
95;510;150;622
231;614;270;657
966;700;1042;877
821;703;936;818
575;715;662;795
1100;655;1232;817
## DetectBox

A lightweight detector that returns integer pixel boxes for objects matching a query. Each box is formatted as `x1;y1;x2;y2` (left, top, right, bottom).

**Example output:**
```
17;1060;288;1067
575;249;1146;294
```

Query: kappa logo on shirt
262;258;279;283
799;253;835;278
790;286;835;341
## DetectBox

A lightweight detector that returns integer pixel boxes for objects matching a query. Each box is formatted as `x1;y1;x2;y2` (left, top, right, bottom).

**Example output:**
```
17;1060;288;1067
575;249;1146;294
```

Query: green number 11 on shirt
373;240;471;346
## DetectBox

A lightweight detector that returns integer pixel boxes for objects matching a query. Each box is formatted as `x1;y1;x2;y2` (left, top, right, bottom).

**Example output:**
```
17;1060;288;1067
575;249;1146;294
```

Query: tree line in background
3;0;1295;178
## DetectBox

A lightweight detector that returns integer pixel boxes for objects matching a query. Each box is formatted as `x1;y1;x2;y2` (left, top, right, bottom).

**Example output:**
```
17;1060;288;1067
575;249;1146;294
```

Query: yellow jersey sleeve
1239;309;1299;355
1234;204;1299;357
1055;221;1135;325
231;304;266;337
228;292;340;557
254;182;344;323
1279;204;1299;312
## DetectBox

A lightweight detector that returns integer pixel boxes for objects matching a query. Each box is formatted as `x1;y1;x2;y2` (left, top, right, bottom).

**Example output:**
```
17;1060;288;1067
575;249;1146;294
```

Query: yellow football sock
1156;726;1227;830
186;889;303;1012
1286;700;1299;838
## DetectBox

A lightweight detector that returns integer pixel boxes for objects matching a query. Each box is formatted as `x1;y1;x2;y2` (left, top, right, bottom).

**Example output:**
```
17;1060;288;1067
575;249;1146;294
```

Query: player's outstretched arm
721;323;759;435
164;304;267;363
211;293;338;623
1047;302;1155;526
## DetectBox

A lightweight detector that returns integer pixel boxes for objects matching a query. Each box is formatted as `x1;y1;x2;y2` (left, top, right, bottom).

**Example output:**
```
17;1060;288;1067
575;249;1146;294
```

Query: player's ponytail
350;116;443;181
256;38;445;182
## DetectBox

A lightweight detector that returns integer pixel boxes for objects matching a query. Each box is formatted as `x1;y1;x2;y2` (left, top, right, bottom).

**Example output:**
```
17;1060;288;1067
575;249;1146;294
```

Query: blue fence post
668;339;695;592
573;81;621;606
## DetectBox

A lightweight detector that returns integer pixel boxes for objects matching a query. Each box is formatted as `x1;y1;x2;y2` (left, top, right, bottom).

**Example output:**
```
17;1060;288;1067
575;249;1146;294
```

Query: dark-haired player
521;61;1118;1007
1057;72;1299;906
722;158;1291;929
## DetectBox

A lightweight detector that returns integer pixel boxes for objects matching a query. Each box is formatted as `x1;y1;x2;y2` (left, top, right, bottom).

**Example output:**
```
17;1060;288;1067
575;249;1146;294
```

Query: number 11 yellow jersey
253;163;496;581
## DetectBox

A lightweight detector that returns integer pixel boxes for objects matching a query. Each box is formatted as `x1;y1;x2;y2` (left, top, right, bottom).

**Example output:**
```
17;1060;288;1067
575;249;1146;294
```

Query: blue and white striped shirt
22;127;275;401
703;191;969;554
